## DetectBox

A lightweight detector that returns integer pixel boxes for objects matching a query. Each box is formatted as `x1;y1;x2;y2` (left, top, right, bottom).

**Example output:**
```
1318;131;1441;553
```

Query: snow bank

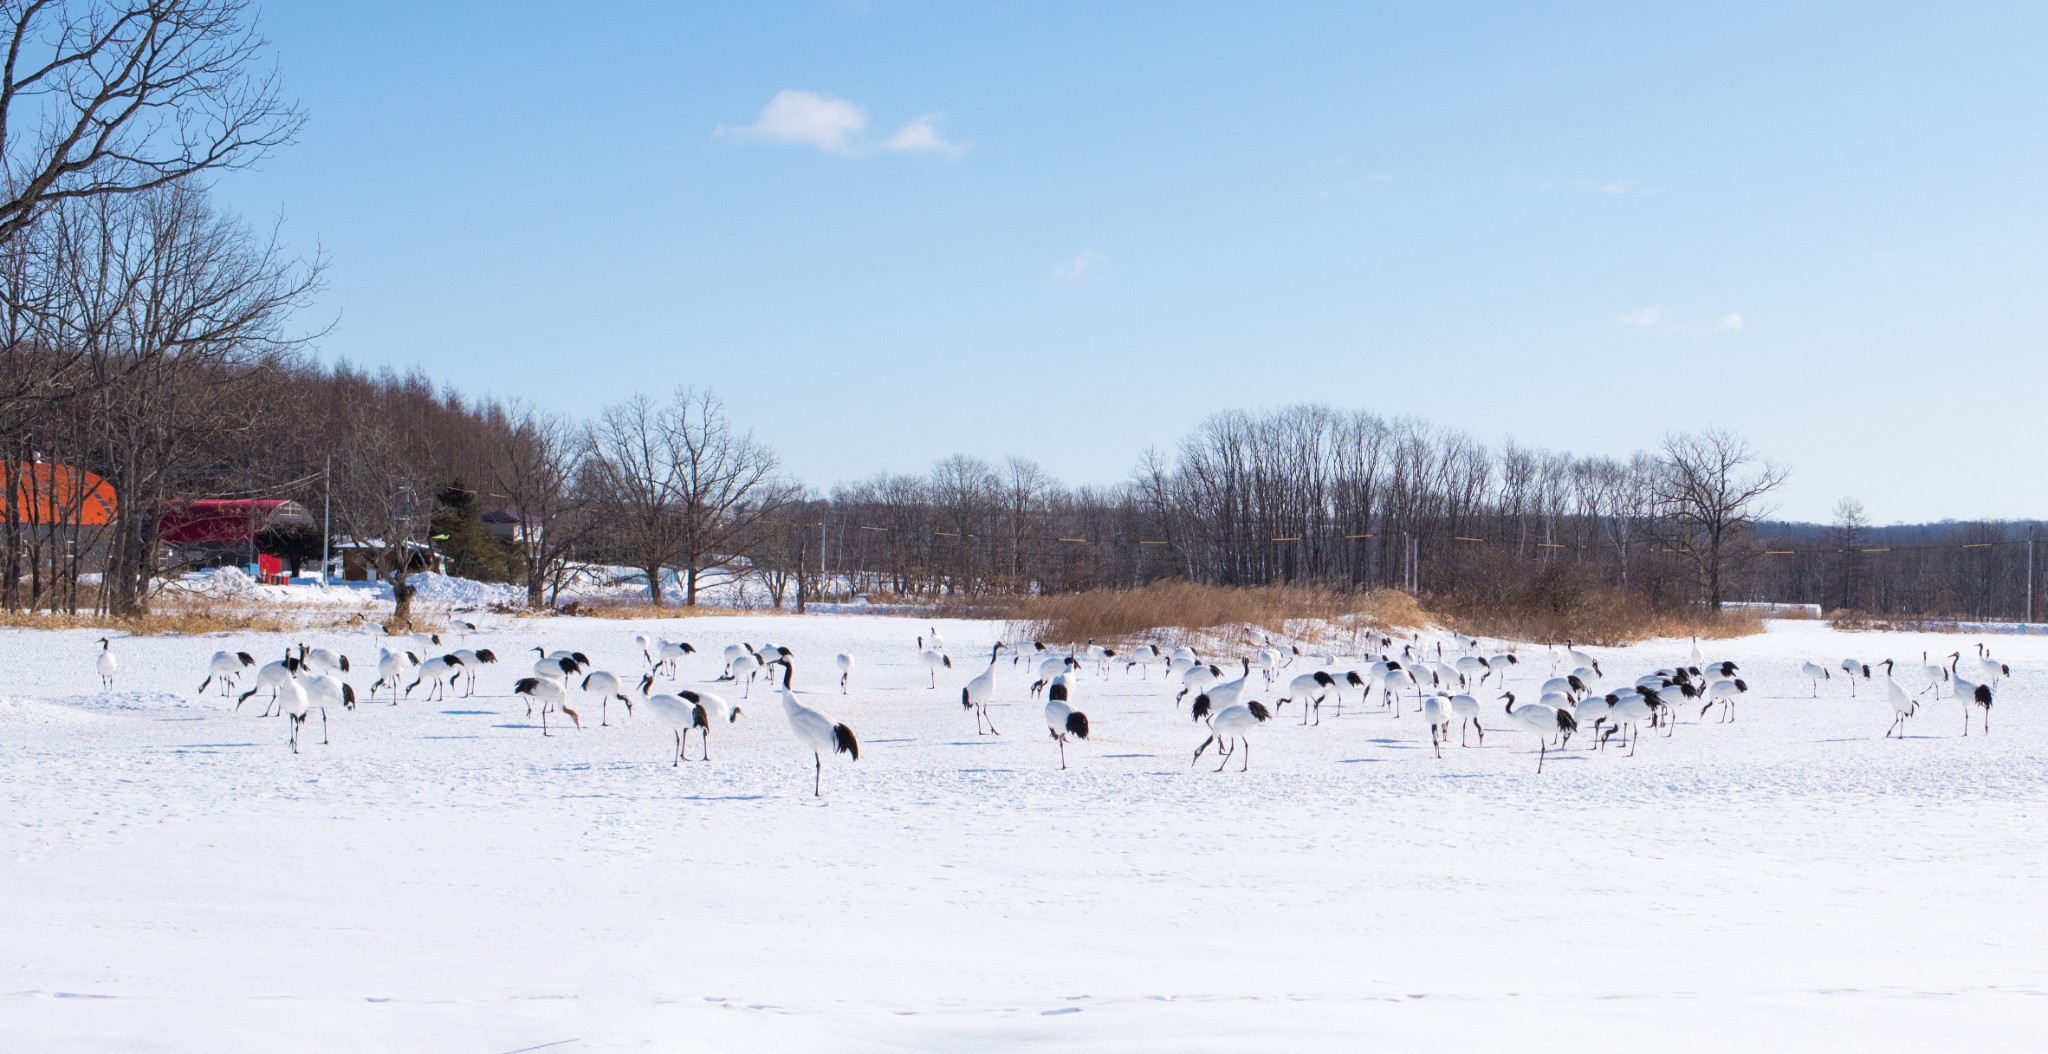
404;572;524;609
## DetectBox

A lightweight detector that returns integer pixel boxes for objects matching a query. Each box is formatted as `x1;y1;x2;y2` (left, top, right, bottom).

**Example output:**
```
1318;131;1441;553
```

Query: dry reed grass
1003;581;1424;647
1826;610;1977;634
0;601;340;636
1437;592;1763;648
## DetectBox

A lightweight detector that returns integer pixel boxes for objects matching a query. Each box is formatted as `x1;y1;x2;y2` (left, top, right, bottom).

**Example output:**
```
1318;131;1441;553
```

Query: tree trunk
391;571;415;627
685;563;698;606
645;564;665;607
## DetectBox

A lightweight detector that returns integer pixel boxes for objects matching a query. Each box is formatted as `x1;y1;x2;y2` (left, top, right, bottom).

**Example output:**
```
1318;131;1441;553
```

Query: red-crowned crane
1043;676;1090;769
961;642;1008;735
777;661;858;797
1502;691;1577;773
1191;696;1273;772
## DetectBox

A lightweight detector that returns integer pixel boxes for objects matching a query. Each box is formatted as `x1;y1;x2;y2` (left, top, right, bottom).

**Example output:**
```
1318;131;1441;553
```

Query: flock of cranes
78;619;2018;784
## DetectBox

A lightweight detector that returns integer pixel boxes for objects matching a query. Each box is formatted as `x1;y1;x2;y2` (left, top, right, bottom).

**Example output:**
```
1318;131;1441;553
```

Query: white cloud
1051;249;1106;287
1713;312;1744;333
1618;305;1668;327
718;91;966;158
881;114;965;156
719;90;868;154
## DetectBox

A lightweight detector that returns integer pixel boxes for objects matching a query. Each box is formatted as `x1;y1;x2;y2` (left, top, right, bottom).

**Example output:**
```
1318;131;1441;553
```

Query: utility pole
2028;526;2036;624
321;455;332;587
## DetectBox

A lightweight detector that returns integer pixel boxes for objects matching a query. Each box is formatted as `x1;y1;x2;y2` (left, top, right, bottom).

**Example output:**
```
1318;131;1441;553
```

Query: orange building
1;462;118;526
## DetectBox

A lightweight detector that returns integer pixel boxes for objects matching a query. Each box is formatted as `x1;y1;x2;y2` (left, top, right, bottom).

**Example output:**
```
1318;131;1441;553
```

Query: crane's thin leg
320;707;329;745
702;730;712;762
814;752;822;797
1537;740;1546;774
673;729;682;766
985;707;1000;736
1241;739;1250;772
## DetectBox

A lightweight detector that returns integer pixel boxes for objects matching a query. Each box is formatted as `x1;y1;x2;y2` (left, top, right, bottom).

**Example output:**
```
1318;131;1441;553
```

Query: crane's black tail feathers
961;687;974;710
1246;700;1272;722
1191;696;1213;722
1066;711;1090;739
832;723;859;759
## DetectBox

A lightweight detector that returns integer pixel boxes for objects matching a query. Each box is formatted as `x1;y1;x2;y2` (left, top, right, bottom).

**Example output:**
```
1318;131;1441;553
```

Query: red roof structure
157;499;317;545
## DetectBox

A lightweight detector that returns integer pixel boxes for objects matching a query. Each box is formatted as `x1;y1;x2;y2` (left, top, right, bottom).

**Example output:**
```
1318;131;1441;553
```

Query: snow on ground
1;615;2043;1051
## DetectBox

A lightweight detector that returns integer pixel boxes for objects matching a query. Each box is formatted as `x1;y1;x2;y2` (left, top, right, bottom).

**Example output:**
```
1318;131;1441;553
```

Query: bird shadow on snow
1101;753;1156;759
439;709;496;716
162;743;259;750
865;738;916;744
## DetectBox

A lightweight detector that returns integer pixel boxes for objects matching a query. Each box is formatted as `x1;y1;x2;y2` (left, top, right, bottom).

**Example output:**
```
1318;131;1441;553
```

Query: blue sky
217;2;2048;523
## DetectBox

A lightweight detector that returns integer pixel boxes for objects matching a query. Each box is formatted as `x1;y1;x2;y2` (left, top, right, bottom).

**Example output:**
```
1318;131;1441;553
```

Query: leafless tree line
1751;502;2046;622
823;409;1791;615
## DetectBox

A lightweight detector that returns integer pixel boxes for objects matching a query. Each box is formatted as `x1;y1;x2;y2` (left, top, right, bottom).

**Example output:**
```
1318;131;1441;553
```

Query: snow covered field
2;614;2043;1052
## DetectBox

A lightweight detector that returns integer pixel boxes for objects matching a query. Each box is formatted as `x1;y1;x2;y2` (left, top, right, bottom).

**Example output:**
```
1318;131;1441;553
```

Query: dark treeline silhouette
15;343;2043;624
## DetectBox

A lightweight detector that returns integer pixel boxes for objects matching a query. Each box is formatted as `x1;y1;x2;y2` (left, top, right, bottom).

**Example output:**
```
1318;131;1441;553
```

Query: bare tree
0;0;303;245
1828;496;1868;611
584;392;687;606
666;387;781;606
748;489;816;611
490;402;585;608
1654;428;1788;609
32;182;318;615
330;416;437;627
